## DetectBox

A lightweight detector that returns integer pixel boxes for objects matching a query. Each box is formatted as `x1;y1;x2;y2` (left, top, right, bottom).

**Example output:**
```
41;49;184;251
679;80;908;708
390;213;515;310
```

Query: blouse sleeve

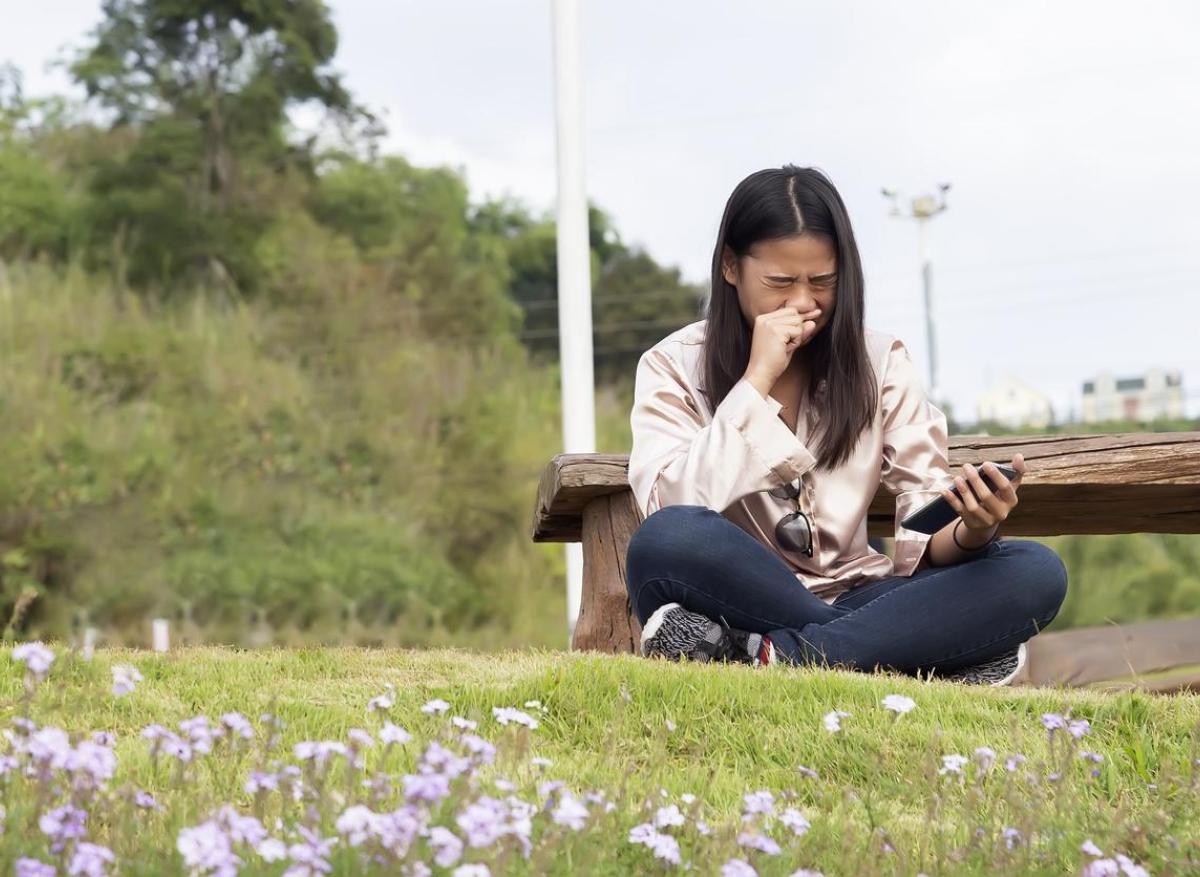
628;347;819;518
878;337;957;576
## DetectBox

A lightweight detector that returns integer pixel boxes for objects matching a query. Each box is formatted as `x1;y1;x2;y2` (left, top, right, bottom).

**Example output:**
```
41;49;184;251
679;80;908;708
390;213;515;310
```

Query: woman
624;165;1068;686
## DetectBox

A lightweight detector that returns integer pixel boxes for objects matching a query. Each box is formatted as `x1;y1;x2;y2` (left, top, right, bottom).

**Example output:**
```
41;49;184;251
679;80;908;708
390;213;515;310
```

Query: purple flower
1068;718;1092;739
347;729;374;749
420;698;450;715
738;831;782;855
1003;827;1022;849
973;746;997;771
179;716;218;755
456;797;508;848
552;793;590;830
1041;712;1066;733
460;734;496;764
293;740;348;768
420;741;471;778
111;664;143;697
628;822;657;845
257;839;287;862
1081;839;1104;857
1004;754;1028;772
451;716;478;731
451;866;489;877
374;806;426;858
1082;860;1120;877
491;706;538;729
178;819;240;876
881;694;916;714
40;805;88;852
653;804;684;829
15;859;56;877
822;710;850;733
427;826;464;867
367;686;396;712
336;805;380;847
65;740;117;790
67;843;114;877
220;712;254;741
245;771;280;794
647;832;681;865
796;764;820;780
403;772;452;804
13;642;55;678
134;790;162;810
742;789;775;819
379;722;411;745
721;860;758;877
780;808;812;836
284;825;335;877
938;754;968;776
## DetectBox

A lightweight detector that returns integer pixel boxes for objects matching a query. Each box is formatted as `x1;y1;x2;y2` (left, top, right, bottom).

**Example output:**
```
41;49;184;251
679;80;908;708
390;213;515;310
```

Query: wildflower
938;754;969;776
973;746;997;771
628;822;658;844
367;690;395;712
452;866;490;877
257;838;287;862
67;843;115;877
881;694;915;715
1082;860;1120;876
379;722;411;745
456;796;510;848
347;728;374;750
337;805;381;846
1002;827;1022;849
531;756;553;768
178;820;240;875
1080;751;1104;763
738;831;782;855
1114;853;1149;877
15;860;56;877
780;808;812;836
797;764;820;780
822;709;851;733
427;826;464;867
654;804;685;828
179;716;218;756
491;706;539;729
552;793;590;831
111;664;143;697
451;716;478;731
492;778;515;792
722;860;758;877
1081;839;1104;857
420;741;471;778
220;712;255;741
285;825;335;877
538;779;566;799
1041;712;1066;733
789;871;825;877
294;740;348;768
404;772;452;804
421;698;451;715
1004;754;1028;772
40;805;88;853
1068;718;1092;739
648;832;682;865
742;790;775;819
246;771;280;794
13;642;55;679
459;734;496;764
134;790;162;810
696;819;712;836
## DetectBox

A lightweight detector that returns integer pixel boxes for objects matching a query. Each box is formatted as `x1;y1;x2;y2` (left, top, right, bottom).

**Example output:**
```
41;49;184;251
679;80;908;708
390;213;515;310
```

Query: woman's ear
721;246;739;287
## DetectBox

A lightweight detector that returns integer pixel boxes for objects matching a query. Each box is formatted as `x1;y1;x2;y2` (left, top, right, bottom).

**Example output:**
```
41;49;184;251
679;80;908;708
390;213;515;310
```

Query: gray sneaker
640;602;774;667
939;642;1027;687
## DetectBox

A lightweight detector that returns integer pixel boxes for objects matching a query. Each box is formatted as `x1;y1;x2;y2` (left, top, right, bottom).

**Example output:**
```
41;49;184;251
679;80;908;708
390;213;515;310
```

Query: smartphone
899;462;1019;535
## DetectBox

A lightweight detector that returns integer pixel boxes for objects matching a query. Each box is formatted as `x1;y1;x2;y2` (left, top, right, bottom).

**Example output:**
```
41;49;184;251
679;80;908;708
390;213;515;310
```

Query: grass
1;646;1198;875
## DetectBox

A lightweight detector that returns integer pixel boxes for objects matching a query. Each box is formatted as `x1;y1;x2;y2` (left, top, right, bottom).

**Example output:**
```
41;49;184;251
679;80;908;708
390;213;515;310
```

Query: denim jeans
625;505;1069;674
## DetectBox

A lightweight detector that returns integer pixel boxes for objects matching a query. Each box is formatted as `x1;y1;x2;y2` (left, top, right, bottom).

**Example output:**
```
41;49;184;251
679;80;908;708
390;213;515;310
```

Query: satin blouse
627;319;958;605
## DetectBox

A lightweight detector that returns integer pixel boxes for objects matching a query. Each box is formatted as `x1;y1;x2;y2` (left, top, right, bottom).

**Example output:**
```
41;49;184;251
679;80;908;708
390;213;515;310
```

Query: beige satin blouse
628;320;958;605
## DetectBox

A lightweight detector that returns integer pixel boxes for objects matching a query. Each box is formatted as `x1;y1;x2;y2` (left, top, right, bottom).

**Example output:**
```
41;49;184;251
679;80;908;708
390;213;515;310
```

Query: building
976;376;1055;429
1081;369;1185;423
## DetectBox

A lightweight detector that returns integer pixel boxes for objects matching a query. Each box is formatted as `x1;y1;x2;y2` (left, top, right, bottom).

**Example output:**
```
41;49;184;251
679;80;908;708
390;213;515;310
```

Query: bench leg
571;491;643;654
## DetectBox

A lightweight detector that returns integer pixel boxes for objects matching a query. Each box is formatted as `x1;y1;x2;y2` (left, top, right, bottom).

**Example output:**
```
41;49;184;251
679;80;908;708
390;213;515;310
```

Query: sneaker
640;602;774;667
940;642;1027;687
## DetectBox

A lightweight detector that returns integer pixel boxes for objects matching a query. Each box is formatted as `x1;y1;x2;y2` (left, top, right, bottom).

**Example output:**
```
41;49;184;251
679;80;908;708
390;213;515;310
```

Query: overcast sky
6;0;1200;423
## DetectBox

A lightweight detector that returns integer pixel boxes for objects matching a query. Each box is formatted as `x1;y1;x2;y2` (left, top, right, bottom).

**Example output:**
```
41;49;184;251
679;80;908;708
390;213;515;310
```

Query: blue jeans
625;505;1069;673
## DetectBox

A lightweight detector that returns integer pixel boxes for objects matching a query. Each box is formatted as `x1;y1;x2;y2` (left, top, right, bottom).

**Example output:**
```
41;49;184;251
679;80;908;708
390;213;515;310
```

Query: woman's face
722;233;837;333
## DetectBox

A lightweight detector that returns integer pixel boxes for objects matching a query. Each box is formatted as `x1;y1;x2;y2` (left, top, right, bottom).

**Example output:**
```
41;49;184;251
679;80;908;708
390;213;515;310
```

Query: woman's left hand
941;453;1025;534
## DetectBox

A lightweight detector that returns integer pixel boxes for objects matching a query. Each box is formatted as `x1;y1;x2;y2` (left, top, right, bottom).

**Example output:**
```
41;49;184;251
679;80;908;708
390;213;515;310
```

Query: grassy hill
1;646;1196;875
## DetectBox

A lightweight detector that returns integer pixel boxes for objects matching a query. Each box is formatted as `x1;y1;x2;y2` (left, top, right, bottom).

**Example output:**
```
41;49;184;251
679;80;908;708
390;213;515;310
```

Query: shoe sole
991;641;1028;687
640;602;716;662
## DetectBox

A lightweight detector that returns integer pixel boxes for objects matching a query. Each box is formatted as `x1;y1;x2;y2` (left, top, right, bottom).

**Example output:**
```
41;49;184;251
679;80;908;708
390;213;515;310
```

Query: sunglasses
767;479;814;557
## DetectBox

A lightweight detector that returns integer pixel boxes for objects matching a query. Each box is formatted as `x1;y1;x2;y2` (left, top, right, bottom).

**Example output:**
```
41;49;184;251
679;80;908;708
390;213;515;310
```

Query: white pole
551;0;596;647
916;217;939;406
152;618;170;652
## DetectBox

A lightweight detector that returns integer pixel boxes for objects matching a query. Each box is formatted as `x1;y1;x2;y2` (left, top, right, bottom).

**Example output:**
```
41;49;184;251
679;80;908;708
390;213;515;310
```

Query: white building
975;376;1055;429
1081;369;1185;423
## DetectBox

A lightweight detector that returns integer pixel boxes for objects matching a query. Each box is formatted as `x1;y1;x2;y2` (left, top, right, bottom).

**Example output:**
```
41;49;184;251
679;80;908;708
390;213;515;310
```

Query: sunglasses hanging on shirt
767;479;814;557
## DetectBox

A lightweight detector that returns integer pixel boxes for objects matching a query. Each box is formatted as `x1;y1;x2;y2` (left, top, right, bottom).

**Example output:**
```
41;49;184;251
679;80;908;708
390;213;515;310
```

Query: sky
5;0;1200;423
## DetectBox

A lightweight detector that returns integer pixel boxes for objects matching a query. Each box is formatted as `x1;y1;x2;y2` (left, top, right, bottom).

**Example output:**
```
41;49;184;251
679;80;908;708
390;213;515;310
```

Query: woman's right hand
744;305;822;391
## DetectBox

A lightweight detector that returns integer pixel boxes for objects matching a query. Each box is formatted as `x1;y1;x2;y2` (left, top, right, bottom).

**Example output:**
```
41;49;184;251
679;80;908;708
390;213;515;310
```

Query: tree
70;0;371;293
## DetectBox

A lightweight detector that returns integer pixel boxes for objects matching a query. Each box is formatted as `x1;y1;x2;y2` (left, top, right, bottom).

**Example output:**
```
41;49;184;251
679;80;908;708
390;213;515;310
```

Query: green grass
2;646;1198;875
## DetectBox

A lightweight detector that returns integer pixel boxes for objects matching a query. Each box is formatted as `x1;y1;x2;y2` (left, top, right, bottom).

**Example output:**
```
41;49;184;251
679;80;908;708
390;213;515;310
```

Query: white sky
5;0;1200;423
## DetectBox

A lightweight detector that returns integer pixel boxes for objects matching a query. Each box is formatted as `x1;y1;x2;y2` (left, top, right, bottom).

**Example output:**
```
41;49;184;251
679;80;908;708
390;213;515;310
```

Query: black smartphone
899;462;1019;535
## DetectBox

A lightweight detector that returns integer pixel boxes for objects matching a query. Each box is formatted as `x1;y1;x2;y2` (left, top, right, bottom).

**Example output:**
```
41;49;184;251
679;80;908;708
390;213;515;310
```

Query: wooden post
572;490;644;653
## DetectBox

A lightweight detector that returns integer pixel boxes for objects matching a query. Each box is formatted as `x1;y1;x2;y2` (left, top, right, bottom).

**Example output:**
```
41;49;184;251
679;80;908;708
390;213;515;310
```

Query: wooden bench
532;432;1200;687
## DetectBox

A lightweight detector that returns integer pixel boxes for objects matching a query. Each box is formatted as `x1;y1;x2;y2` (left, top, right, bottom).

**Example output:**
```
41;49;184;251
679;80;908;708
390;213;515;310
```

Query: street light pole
551;0;596;647
882;184;950;407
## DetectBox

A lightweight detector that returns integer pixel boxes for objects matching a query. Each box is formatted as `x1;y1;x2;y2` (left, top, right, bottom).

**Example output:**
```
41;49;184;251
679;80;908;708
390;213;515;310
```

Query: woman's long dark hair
701;165;876;471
